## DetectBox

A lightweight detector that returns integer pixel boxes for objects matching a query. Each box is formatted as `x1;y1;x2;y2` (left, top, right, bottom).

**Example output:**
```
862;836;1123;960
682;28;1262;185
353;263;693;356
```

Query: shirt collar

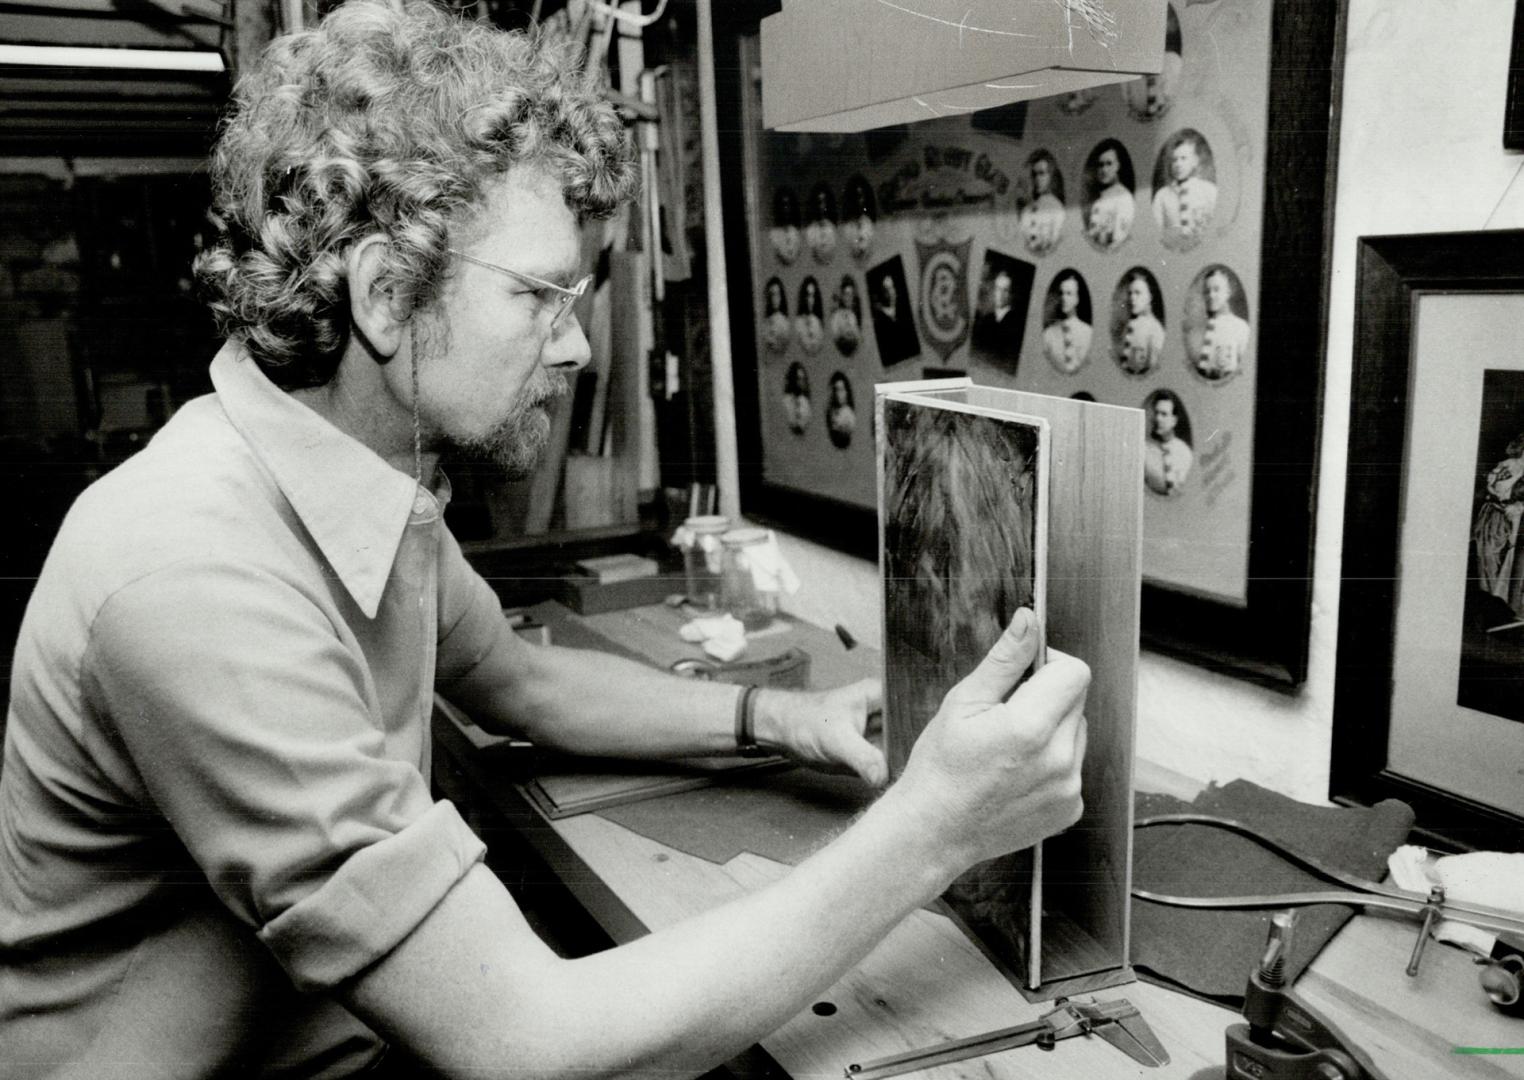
209;341;446;619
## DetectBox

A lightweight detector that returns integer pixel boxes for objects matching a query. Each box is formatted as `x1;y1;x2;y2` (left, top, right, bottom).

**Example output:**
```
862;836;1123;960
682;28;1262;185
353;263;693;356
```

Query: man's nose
544;312;592;373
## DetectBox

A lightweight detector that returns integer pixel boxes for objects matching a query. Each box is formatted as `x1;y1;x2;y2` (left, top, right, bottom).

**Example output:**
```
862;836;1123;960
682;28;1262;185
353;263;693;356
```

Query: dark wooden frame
1333;230;1524;854
717;0;1346;684
1507;1;1524;150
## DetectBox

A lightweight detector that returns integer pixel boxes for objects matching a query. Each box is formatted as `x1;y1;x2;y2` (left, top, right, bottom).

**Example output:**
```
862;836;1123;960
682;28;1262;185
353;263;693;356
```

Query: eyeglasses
447;248;591;330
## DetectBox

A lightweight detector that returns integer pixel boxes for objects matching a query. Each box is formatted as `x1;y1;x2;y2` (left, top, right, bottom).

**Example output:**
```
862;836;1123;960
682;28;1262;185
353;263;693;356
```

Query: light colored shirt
805;219;837;262
1145;435;1194;495
1197;311;1250;378
795;313;825;354
769;224;801;264
829;308;861;355
1085;185;1134;251
844;215;874;259
1153;175;1218;245
1020;194;1065;254
1119;314;1165;374
1043;316;1092;374
0;341;501;1077
763;310;792;352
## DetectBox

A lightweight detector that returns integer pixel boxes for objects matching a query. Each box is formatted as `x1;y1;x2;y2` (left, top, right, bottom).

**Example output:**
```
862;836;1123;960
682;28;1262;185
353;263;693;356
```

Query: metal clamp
843;996;1168;1080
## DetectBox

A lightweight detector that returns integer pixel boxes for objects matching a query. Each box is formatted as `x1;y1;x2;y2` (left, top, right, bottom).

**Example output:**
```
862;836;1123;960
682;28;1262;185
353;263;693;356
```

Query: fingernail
1014;609;1033;639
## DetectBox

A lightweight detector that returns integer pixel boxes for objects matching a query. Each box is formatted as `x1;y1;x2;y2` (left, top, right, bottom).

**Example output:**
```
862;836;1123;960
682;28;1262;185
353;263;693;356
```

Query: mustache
528;372;570;410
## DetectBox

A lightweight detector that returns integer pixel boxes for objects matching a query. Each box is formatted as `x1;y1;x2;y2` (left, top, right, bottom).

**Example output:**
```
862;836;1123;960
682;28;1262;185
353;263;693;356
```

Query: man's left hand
754;680;886;788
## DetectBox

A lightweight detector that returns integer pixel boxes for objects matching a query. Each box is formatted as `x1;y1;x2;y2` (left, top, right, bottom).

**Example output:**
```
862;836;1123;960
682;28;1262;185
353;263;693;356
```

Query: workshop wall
777;0;1524;802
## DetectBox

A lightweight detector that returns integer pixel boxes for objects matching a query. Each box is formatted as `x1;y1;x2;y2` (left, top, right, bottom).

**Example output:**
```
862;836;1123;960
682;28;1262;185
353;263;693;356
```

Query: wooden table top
436;601;1524;1080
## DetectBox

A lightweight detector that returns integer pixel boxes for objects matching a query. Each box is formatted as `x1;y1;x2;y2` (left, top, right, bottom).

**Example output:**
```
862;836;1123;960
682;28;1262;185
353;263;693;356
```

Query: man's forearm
516;643;750;756
447;619;887;786
452;627;757;758
343;779;959;1080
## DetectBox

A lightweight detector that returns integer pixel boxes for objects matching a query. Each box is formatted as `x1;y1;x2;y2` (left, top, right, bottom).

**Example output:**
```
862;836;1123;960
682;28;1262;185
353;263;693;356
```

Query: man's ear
346;234;405;361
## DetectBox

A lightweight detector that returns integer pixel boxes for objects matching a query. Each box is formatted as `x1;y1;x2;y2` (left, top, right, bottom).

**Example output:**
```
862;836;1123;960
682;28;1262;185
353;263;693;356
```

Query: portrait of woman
1473;432;1524;621
830;275;862;356
1082;138;1136;253
761;276;790;354
1112;267;1165;376
805;182;838;263
826;371;856;449
1040;269;1093;375
769;186;801;265
1152;128;1218;251
782;361;812;435
794;276;826;355
1182;263;1250;381
1458;374;1524;724
1018;149;1066;257
841;175;877;261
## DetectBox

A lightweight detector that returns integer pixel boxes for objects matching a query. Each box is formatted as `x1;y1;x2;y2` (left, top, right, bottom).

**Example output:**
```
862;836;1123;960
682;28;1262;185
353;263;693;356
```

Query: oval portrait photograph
1181;263;1251;382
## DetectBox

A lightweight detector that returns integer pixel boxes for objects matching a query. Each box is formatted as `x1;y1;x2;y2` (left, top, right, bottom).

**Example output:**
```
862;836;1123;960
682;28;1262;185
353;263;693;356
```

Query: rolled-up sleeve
256;799;483;988
82;559;486;991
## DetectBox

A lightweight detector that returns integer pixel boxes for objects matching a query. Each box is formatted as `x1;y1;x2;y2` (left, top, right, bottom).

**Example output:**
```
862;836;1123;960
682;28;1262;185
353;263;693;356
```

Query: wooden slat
0;10;221;48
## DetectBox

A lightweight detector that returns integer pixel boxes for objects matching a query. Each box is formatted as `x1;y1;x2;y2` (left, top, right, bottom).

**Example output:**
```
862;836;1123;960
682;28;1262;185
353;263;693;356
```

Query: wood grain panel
879;386;1142;997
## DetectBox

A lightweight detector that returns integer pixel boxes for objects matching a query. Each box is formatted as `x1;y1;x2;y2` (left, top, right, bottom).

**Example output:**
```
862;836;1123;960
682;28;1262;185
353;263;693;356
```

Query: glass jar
675;514;729;610
719;526;780;631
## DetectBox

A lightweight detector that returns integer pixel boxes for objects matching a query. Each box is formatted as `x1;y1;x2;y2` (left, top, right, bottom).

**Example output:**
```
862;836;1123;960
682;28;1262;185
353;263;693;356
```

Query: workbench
432;601;1524;1080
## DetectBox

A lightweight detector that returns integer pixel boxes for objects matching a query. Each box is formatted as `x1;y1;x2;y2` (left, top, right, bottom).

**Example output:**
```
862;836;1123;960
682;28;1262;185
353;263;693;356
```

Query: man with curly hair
0;3;1089;1077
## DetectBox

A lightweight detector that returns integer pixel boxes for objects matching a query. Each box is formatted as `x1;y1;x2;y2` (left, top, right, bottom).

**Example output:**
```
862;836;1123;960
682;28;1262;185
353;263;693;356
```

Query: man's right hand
888;608;1090;878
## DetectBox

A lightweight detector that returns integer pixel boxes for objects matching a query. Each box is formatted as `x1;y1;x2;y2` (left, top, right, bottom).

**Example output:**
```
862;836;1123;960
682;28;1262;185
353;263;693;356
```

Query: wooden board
759;0;1167;133
876;383;1143;999
517;757;789;820
951;386;1143;986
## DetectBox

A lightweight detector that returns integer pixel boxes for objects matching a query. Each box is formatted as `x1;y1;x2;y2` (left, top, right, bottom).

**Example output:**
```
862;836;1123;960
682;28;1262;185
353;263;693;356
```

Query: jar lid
684;514;730;532
721;526;770;547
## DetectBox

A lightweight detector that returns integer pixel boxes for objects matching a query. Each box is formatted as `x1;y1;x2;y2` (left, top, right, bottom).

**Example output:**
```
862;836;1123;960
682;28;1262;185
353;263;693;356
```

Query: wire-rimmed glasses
447;248;591;330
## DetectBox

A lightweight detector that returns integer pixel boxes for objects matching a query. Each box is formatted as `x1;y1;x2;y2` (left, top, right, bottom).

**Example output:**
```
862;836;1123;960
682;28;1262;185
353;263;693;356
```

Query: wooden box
876;378;1143;1001
556;572;681;615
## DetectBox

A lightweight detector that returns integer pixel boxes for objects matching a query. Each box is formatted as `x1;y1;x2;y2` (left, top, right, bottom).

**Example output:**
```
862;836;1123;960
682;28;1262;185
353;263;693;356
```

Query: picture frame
1333;230;1524;854
717;0;1344;687
1506;1;1524;151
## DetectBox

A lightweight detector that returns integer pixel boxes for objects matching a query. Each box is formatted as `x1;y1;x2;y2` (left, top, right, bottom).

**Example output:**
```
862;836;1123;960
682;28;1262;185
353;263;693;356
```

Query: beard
409;316;569;480
454;372;567;479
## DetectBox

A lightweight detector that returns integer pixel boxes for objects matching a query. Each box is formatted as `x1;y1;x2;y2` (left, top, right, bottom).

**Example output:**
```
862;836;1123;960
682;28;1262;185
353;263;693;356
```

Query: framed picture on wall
1334;230;1524;853
1506;0;1524;150
718;0;1342;687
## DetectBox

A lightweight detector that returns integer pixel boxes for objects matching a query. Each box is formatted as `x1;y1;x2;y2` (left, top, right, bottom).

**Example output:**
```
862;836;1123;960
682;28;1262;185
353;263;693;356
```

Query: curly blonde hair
194;0;635;388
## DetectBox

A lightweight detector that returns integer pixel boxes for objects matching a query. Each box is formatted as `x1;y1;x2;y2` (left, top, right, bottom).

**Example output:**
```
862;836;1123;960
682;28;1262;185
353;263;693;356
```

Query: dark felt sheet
1131;779;1414;1004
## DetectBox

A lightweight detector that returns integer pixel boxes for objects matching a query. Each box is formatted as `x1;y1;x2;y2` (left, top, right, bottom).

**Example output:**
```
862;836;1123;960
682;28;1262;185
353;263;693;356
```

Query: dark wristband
734;684;767;757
